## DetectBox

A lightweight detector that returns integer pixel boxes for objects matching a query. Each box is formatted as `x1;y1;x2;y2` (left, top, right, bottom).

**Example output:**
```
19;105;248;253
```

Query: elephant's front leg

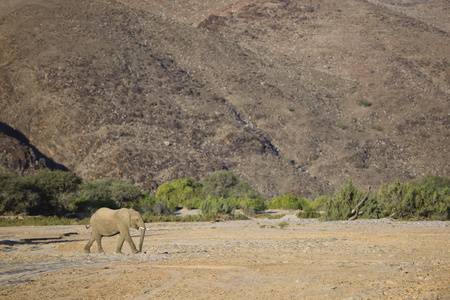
121;229;139;254
116;234;125;254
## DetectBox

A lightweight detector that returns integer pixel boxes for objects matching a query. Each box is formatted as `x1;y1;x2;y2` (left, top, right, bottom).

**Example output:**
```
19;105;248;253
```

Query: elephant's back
90;207;116;221
89;207;119;232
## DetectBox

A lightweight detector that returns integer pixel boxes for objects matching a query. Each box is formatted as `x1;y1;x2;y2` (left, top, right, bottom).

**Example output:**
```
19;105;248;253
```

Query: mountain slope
0;0;448;197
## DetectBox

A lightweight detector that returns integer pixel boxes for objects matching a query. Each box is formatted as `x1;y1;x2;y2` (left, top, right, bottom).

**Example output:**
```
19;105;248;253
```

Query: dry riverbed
0;214;449;299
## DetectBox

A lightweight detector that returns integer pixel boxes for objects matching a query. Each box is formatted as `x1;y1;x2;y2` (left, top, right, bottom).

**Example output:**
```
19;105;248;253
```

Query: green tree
201;170;239;198
0;173;38;215
23;170;82;215
70;178;143;213
155;178;203;211
201;170;261;199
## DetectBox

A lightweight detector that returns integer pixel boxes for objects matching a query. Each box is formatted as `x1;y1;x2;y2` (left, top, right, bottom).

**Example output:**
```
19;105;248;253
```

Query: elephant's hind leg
95;235;105;253
83;234;95;253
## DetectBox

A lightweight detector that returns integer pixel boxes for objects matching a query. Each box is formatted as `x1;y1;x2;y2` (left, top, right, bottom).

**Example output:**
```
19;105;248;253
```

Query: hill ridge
0;0;448;197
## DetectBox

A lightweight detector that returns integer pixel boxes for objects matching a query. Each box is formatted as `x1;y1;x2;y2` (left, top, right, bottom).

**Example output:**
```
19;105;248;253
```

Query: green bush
201;197;236;215
232;181;262;199
371;124;382;131
297;195;330;218
72;197;118;213
321;180;364;221
130;192;171;216
0;174;37;215
110;181;143;206
201;171;238;198
377;176;450;220
2;170;448;222
318;175;449;221
0;170;82;216
358;192;381;219
412;174;450;191
268;194;307;210
25;169;83;215
278;221;289;229
201;171;261;199
357;99;372;107
155;178;203;211
72;178;143;212
131;192;156;213
233;213;249;220
239;196;267;215
184;198;202;209
152;201;171;216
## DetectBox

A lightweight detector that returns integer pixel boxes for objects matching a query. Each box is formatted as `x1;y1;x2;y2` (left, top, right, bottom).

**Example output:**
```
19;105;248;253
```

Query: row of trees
0;169;449;220
301;176;450;221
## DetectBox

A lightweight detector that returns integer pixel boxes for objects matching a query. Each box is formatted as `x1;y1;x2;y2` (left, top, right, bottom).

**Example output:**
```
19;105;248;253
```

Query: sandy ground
0;213;449;299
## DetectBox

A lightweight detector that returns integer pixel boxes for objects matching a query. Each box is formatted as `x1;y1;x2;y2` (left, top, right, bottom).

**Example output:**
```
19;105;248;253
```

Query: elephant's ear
117;208;132;227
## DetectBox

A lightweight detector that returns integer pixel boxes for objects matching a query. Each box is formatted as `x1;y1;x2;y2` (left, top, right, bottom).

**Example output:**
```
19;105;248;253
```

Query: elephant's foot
83;248;90;254
132;249;140;254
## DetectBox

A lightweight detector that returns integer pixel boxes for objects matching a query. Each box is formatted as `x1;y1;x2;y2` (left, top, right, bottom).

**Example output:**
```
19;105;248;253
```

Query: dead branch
348;186;371;220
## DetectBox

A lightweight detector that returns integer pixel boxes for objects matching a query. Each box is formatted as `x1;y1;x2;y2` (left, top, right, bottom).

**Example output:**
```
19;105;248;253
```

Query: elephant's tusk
139;227;147;230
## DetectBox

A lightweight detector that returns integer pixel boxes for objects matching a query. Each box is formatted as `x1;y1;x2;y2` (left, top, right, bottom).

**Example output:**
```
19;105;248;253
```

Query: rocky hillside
0;0;448;197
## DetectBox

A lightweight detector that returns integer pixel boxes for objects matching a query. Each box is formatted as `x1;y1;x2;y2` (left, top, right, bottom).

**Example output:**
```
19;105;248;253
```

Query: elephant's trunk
138;227;145;252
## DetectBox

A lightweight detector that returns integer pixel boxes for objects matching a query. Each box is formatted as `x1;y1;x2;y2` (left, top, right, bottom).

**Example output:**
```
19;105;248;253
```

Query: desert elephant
83;207;147;254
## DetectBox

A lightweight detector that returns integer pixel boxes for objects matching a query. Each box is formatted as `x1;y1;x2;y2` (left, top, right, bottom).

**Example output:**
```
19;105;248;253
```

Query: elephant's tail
85;224;91;229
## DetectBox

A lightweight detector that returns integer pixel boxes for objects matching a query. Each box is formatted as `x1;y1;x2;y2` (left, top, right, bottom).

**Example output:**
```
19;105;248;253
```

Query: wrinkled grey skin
83;208;146;254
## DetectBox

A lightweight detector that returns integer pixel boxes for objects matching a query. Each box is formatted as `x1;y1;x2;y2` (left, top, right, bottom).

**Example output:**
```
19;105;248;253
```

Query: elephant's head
129;209;145;230
120;208;146;253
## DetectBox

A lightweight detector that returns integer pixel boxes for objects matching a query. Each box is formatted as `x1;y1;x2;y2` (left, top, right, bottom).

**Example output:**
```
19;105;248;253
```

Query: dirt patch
1;216;449;299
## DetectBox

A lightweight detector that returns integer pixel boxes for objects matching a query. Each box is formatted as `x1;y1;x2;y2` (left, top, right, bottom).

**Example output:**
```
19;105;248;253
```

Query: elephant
83;207;147;254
